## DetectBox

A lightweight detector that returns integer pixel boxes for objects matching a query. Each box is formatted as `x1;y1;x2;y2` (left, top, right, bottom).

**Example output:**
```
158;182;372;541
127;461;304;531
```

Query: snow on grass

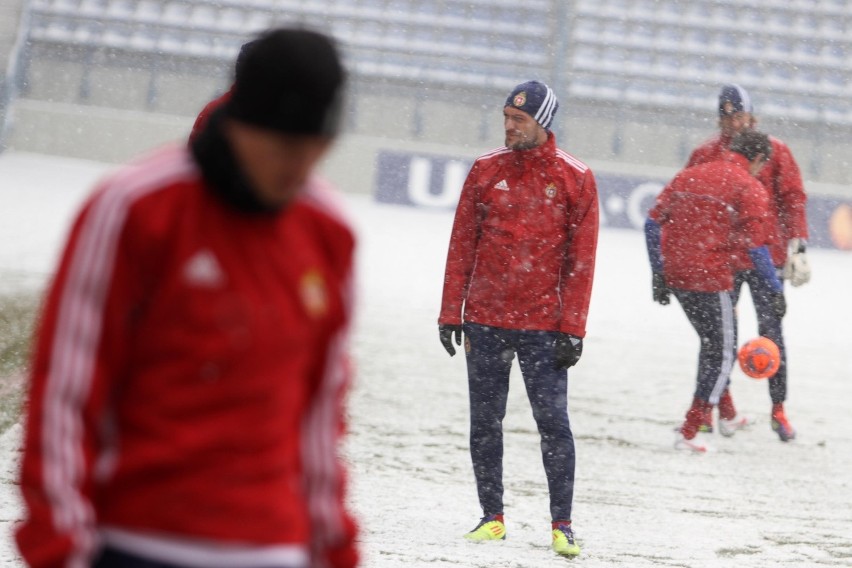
1;153;851;566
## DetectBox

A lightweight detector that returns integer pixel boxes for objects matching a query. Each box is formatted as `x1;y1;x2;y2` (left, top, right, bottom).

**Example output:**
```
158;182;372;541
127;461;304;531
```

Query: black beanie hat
226;28;345;136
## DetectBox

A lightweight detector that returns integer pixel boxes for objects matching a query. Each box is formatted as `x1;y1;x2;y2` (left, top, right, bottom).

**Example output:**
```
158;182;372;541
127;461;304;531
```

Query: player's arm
748;245;785;318
438;165;482;327
438;165;484;356
644;217;671;306
772;142;811;286
645;181;674;305
559;169;599;338
304;334;359;568
303;232;359;568
772;142;808;241
16;192;144;567
748;246;782;293
740;180;786;317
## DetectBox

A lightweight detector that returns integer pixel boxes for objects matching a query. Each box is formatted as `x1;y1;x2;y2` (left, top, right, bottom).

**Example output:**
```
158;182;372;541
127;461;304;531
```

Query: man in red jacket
685;84;810;441
646;130;783;452
16;28;359;568
438;80;598;558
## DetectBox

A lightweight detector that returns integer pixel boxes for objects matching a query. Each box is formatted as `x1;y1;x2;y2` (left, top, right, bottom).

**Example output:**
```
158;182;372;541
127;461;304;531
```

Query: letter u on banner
407;157;466;208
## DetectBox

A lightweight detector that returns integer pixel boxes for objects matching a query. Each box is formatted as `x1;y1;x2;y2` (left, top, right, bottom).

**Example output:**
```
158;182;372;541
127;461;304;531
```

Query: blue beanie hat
505;80;559;129
718;84;753;116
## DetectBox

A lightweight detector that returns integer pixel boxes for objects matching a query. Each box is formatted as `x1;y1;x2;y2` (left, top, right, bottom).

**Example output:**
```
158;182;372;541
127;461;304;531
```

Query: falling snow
1;152;851;567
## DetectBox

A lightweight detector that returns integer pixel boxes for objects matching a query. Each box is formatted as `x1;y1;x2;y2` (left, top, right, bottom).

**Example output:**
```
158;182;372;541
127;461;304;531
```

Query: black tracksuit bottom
732;269;788;404
672;289;737;404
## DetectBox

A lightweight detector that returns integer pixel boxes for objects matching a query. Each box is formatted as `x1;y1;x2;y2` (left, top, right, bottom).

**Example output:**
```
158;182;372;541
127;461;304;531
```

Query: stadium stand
22;0;553;95
1;0;851;186
570;0;852;125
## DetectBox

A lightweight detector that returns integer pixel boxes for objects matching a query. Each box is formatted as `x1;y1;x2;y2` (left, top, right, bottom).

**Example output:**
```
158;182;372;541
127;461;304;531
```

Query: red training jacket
687;132;808;268
16;144;359;568
439;132;599;338
649;152;772;292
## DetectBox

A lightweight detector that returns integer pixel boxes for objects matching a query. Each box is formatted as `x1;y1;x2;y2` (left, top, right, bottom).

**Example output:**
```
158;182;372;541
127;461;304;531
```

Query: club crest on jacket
300;269;328;317
544;183;557;199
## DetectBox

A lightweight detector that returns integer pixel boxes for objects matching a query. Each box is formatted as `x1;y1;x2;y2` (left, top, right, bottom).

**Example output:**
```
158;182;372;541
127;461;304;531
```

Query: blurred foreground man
16;28;359;568
647;130;782;453
686;84;810;441
438;80;599;557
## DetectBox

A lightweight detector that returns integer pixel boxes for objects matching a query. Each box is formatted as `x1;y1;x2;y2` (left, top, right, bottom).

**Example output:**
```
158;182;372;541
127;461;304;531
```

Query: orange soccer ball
737;337;781;379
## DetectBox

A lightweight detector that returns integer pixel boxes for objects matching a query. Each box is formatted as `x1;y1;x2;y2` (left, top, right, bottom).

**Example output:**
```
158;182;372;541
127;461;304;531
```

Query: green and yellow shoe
552;521;580;557
464;514;506;541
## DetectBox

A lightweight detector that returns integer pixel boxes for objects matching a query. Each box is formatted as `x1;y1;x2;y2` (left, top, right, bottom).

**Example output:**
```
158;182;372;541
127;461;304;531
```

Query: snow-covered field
1;151;851;567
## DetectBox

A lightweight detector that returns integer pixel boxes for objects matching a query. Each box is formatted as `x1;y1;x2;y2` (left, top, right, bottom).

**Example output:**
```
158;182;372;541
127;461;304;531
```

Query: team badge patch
464;336;472;354
513;91;527;107
544;183;557;199
300;269;328;318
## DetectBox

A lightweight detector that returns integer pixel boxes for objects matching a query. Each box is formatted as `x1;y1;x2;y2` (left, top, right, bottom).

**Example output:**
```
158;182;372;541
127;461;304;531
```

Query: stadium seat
13;0;852;134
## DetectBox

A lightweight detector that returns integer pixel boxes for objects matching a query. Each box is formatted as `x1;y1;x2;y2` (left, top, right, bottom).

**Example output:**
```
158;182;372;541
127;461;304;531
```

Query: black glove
554;334;583;369
652;272;670;305
439;324;462;356
769;291;787;319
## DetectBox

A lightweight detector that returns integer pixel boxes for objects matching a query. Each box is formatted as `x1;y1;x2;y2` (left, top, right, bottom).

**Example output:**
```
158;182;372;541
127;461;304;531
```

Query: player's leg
744;271;795;441
744;270;788;404
674;291;734;405
516;330;578;556
715;273;751;427
672;290;736;445
463;323;514;521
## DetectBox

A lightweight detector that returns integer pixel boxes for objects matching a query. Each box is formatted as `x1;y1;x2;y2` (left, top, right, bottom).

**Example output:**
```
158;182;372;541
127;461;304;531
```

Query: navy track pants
463;323;575;521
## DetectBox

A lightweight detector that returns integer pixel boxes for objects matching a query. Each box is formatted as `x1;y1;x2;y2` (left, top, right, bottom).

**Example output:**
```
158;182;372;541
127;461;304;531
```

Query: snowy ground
1;151;851;567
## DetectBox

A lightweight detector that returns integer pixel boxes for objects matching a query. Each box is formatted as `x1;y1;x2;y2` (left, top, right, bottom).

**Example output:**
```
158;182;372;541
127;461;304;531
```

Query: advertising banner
375;150;852;250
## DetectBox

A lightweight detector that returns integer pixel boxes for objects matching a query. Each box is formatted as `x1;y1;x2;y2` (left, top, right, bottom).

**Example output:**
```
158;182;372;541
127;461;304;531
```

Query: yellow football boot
552;522;580;557
463;514;506;541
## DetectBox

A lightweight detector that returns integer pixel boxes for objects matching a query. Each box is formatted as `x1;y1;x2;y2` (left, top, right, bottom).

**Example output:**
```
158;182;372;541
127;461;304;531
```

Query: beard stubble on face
505;130;539;151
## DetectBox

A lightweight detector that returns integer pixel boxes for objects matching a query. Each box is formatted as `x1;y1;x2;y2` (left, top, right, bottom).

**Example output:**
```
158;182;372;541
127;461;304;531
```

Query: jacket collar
190;107;285;215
